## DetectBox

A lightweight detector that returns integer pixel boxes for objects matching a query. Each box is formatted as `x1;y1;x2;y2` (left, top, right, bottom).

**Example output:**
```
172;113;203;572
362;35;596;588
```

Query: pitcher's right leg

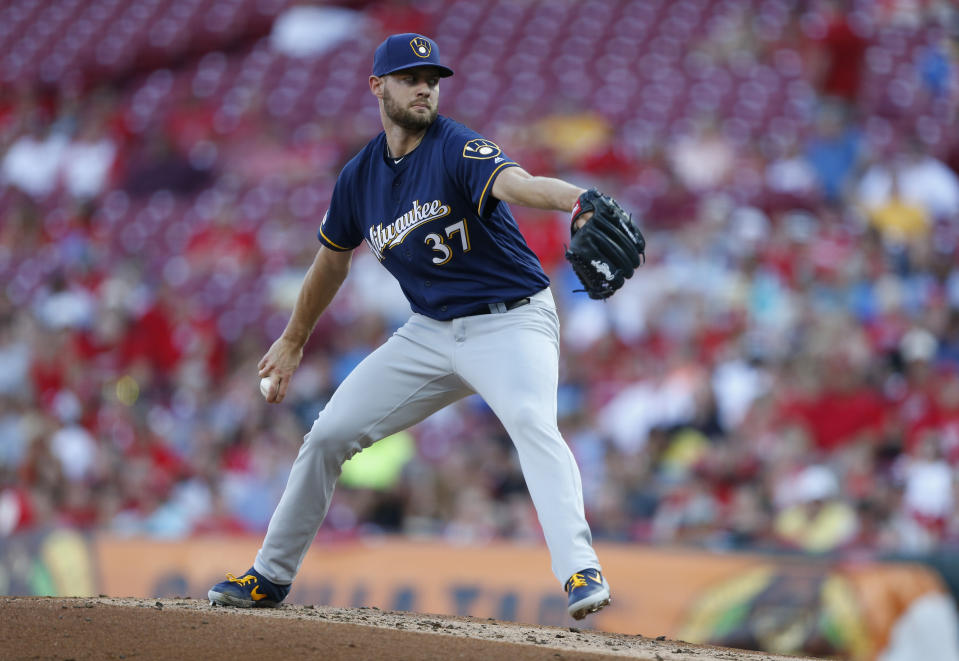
254;318;470;585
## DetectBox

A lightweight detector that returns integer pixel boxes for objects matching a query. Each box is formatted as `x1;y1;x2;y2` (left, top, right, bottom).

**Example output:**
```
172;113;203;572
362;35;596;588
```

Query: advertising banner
3;531;956;660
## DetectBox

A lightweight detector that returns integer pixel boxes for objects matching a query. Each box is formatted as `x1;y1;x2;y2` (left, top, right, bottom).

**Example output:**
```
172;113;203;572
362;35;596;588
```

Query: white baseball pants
254;287;601;586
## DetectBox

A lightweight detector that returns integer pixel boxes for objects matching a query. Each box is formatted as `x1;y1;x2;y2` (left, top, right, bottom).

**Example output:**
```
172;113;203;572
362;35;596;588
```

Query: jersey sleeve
443;124;519;218
317;172;363;251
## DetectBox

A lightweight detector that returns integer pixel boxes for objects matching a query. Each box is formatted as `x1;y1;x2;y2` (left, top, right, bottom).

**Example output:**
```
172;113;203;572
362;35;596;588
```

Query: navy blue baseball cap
372;33;454;78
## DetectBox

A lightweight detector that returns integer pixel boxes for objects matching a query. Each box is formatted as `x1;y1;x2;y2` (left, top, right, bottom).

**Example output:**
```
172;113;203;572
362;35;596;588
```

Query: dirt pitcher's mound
1;596;818;660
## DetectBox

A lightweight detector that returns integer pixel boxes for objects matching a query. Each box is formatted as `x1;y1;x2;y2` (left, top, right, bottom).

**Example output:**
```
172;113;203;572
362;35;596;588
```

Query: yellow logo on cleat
250;585;266;601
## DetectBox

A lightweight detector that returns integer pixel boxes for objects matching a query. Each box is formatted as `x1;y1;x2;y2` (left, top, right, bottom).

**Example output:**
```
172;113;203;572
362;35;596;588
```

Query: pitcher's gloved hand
564;189;646;300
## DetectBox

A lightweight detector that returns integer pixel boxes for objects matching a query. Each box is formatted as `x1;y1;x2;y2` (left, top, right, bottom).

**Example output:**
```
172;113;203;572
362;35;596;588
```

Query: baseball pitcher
209;33;644;620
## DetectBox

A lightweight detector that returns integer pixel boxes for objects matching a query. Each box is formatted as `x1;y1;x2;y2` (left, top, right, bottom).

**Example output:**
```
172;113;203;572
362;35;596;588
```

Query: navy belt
477;297;531;315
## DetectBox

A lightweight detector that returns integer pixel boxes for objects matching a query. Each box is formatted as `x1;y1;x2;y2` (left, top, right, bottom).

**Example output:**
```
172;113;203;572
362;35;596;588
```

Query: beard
383;86;437;132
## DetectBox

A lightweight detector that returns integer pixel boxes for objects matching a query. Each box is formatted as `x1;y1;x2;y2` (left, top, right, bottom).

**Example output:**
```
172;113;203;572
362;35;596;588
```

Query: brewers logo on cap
373;33;454;77
410;36;431;58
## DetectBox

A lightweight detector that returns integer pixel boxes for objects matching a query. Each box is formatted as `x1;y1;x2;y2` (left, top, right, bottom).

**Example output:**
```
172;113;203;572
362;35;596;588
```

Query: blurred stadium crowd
2;0;959;560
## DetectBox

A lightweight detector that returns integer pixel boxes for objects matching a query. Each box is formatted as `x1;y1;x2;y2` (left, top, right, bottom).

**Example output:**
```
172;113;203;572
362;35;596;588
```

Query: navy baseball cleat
208;567;290;608
565;568;611;620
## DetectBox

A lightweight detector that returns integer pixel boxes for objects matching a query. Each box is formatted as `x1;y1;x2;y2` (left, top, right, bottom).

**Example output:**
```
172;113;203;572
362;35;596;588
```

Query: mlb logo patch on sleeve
463;139;501;160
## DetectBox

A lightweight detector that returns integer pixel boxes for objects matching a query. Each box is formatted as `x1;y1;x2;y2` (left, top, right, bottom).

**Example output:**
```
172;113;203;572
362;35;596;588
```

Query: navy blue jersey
318;115;549;321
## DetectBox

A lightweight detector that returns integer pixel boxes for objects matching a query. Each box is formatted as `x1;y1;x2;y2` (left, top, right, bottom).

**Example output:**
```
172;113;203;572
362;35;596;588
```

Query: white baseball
259;376;276;399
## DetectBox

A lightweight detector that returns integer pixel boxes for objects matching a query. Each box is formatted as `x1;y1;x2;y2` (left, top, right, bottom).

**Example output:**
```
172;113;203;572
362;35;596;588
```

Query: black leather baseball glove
564;189;645;300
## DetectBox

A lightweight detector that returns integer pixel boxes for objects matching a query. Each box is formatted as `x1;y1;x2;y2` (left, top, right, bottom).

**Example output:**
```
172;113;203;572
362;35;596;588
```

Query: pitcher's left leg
454;299;601;585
